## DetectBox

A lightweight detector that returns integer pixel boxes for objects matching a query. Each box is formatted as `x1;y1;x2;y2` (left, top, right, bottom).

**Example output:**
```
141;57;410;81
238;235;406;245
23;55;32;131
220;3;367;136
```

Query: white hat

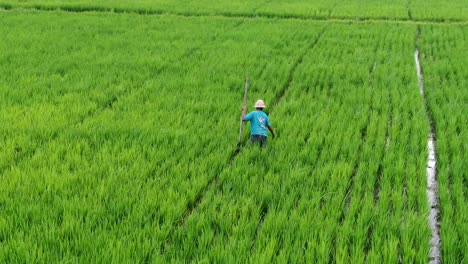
254;99;266;108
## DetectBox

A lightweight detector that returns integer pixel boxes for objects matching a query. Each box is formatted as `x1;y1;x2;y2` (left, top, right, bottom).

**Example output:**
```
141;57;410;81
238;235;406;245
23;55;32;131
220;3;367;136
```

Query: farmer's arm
268;125;275;138
265;115;274;138
242;106;250;121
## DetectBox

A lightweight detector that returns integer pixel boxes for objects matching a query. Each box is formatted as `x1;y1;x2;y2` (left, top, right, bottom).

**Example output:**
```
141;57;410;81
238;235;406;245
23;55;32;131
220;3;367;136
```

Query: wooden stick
238;77;249;144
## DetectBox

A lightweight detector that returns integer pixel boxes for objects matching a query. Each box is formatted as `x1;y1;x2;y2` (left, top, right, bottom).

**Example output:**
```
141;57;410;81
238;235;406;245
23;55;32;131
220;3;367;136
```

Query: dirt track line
168;26;330;259
405;0;413;20
414;47;441;264
343;59;378;212
337;60;378;263
0;32;213;177
366;71;398;262
1;5;467;26
269;25;327;113
157;20;250;226
0;93;120;176
248;202;269;253
257;32;328;247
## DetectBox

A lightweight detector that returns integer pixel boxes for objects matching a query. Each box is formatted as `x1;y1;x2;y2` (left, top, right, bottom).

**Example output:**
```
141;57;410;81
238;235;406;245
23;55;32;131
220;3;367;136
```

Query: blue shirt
244;110;271;137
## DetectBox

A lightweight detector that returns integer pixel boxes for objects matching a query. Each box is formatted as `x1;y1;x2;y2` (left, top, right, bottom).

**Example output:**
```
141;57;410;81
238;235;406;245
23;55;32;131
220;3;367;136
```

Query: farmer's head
254;99;266;110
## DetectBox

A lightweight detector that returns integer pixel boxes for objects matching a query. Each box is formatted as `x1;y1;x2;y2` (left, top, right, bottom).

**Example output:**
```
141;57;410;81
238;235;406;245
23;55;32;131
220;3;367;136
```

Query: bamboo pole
238;77;249;144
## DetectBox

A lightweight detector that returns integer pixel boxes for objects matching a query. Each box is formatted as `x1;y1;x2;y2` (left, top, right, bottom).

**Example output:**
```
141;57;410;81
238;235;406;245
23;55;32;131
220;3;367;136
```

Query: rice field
0;1;466;263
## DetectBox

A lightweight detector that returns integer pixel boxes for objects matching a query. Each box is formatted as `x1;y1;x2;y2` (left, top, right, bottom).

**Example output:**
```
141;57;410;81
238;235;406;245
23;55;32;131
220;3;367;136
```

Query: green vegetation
168;23;430;263
0;11;323;261
410;0;468;21
419;24;467;263
1;0;467;20
0;0;466;263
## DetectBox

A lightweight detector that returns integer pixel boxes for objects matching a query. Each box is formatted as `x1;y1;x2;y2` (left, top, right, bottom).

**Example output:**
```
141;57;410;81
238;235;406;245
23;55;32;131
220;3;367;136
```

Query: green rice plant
1;0;467;21
164;23;431;262
331;0;408;20
1;2;464;262
410;0;468;21
256;0;340;19
0;11;331;262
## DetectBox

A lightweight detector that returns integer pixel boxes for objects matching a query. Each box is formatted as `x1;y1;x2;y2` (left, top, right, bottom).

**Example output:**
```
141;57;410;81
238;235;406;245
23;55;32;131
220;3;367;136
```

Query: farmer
242;99;275;147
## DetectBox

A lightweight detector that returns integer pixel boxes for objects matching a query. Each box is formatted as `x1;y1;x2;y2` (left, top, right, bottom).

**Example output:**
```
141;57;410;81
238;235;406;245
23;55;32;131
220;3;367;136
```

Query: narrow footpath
414;48;441;264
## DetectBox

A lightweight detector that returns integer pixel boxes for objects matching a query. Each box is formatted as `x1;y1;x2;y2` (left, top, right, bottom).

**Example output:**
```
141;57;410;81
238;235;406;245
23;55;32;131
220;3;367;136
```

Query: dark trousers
250;135;267;147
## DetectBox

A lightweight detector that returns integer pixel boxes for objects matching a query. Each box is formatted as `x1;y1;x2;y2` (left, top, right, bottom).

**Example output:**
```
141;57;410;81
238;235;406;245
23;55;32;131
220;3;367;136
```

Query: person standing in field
242;99;275;147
